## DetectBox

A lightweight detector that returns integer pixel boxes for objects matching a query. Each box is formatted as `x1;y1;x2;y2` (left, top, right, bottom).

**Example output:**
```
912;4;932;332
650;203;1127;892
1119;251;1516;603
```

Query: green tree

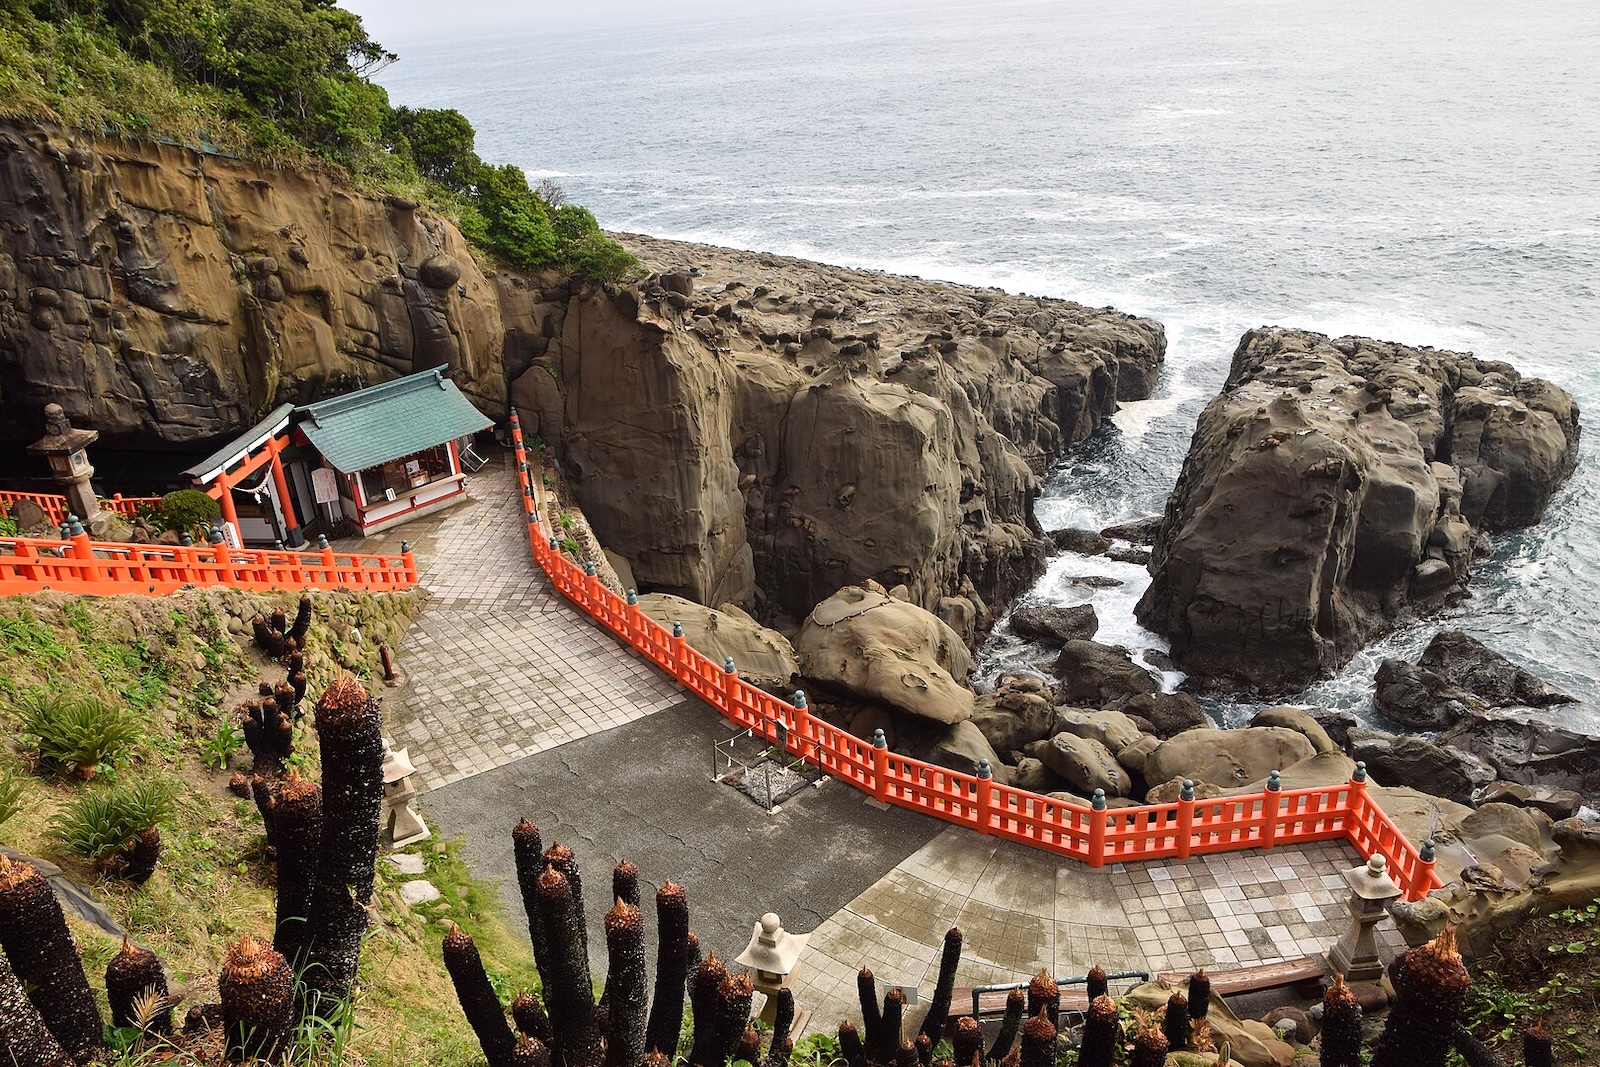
385;105;478;190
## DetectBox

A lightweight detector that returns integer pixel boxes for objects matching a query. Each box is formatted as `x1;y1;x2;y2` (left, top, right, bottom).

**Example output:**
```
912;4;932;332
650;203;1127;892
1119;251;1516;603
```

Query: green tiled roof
294;369;492;474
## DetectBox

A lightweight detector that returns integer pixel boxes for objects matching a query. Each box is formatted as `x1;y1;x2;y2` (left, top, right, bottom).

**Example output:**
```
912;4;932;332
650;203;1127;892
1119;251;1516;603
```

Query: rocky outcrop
636;593;798;690
1375;630;1576;730
534;234;1164;625
1007;602;1098;645
1136;328;1580;695
0;120;507;442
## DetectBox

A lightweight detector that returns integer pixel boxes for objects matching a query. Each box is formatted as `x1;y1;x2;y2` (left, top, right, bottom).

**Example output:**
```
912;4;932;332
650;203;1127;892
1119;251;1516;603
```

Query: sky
340;0;757;42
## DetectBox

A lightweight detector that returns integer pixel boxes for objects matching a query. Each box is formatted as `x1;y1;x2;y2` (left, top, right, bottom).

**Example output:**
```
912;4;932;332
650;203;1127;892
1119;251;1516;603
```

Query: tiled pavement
350;456;682;788
353;452;1411;1029
788;828;1407;1025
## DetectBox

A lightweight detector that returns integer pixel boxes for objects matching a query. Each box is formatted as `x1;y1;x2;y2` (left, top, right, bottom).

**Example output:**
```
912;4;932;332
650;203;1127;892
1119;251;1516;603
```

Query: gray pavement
370;449;1407;1032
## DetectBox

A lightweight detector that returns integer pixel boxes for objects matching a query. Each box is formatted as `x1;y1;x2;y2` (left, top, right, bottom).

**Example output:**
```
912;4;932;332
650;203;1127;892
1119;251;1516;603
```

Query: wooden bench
1156;956;1327;999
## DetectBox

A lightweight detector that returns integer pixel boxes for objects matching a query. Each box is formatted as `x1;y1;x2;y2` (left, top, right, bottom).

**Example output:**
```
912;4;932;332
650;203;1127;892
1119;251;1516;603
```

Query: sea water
359;0;1600;724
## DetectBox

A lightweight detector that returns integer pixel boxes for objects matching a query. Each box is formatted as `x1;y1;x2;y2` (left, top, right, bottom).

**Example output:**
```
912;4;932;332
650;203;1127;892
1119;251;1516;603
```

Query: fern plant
22;697;141;780
48;780;176;862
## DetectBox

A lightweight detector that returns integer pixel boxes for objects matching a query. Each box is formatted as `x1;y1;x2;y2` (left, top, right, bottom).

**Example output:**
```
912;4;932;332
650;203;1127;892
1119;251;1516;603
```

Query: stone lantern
27;403;100;526
1327;854;1402;982
380;736;430;847
736;912;810;1023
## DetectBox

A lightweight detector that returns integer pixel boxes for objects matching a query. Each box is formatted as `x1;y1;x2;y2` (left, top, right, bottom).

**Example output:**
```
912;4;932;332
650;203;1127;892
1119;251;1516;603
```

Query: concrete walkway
370;451;1406;1029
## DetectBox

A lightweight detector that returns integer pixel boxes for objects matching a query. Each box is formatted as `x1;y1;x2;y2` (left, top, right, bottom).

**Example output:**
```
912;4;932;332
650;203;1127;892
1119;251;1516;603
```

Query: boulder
970;675;1057;754
1249;706;1338;754
1416;630;1577;708
1373;658;1467;730
1008;603;1098;645
1479;781;1586;821
1310;707;1361;750
1135;328;1579;695
1144;727;1318;790
1099;516;1162;545
1028;733;1130;798
1048;528;1109;555
637;593;798;689
1054;640;1159;706
1012;757;1062;793
1116;734;1161;776
1052;708;1143;756
1345;726;1496;805
796;586;973;724
1121;692;1210;738
1145;776;1227;803
1235;750;1357;793
7;498;52;534
928;721;1009;784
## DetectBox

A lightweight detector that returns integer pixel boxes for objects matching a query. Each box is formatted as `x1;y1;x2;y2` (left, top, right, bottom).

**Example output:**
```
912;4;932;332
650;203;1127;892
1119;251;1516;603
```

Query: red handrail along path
0;491;163;526
507;413;1442;901
0;523;418;597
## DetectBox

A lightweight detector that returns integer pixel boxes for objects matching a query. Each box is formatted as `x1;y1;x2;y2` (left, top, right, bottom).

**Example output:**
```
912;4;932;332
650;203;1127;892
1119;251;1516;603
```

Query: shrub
157;489;220;534
22;697;142;780
48;779;176;861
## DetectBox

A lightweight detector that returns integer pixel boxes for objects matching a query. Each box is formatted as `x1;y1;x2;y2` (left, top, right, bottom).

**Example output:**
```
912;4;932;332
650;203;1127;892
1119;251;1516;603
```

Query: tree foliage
0;0;640;284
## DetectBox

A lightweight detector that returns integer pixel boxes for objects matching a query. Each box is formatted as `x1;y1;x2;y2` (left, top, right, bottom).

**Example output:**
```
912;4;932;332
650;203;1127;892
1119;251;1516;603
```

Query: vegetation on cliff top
0;0;638;285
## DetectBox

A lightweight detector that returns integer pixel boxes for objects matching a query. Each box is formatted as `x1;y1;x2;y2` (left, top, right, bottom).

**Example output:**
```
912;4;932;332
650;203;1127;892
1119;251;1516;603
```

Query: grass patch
0;587;533;1066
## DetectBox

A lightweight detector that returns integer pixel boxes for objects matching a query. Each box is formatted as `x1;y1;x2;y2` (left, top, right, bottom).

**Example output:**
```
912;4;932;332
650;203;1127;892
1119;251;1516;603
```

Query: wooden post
1176;778;1196;860
871;729;890;804
319;533;337;586
1412;838;1437;902
209;526;234;583
721;656;740;719
401;540;417;585
266;437;302;546
670;621;688;683
1088;789;1108;868
790;687;811;744
1262;770;1282;849
214;467;240;541
1347;760;1369;845
975;759;993;834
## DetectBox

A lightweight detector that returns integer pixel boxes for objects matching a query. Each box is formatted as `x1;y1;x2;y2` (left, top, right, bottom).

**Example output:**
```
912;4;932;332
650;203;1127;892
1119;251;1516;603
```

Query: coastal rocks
1135;328;1580;696
969;674;1057;754
1248;706;1338;754
635;593;798;690
1142;727;1317;790
1027;732;1129;797
1120;692;1210;738
1053;640;1160;705
0;120;505;443
927;721;1008;784
795;585;973;724
1434;710;1600;798
1376;631;1575;730
1007;602;1098;645
1344;727;1495;805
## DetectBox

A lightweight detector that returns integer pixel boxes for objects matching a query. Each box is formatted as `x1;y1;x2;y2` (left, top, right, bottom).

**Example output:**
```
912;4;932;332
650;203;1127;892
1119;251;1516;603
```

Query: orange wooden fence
506;414;1442;901
1;491;163;526
0;527;418;597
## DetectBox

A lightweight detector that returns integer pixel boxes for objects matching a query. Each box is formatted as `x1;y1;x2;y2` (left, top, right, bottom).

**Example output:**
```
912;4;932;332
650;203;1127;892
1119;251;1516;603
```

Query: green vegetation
47;777;175;860
156;488;221;535
21;695;143;781
1465;897;1600;1064
0;0;640;286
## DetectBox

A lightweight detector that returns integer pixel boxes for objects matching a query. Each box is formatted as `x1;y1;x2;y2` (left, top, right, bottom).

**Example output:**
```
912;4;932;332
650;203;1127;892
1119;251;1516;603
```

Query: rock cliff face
0;120;506;442
0;121;1166;633
1136;328;1580;695
522;234;1165;628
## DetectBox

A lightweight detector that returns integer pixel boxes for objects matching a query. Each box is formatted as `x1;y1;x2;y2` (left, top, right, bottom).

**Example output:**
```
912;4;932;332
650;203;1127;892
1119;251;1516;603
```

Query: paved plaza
374;452;1407;1029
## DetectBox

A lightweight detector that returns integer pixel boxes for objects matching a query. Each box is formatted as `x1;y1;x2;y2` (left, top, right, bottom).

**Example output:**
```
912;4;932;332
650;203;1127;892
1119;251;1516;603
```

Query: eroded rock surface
1137;328;1579;695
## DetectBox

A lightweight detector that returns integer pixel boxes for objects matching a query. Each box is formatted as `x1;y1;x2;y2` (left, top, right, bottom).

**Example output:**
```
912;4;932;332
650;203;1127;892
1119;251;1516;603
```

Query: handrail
0;530;418;596
506;414;1441;901
1;491;164;525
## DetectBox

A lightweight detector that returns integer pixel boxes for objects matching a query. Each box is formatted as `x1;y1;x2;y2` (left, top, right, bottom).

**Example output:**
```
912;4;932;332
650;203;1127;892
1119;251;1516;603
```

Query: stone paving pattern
362;453;1413;1031
352;458;682;788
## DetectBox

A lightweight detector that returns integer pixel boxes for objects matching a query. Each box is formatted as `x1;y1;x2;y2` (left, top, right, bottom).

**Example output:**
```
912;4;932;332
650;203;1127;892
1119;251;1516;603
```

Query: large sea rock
1136;328;1579;695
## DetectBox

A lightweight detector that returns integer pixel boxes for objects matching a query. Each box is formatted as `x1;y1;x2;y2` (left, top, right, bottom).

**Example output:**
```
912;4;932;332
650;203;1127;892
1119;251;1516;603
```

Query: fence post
209;526;233;584
1177;779;1195;860
1088;789;1108;868
1262;770;1282;849
318;534;336;586
872;729;889;804
975;759;993;834
547;537;561;574
670;622;688;683
791;688;810;743
67;515;99;583
1347;760;1369;845
1412;838;1437;901
584;560;599;610
721;656;740;719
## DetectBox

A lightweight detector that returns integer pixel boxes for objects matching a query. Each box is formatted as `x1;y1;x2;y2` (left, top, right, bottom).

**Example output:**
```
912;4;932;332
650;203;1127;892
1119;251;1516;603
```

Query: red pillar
214;468;240;541
266;438;302;546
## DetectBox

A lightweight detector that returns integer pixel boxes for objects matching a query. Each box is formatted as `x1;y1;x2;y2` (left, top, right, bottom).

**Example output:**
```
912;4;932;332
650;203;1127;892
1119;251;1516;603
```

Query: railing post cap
671;621;683;638
519;460;529;471
528;512;538;524
1421;838;1437;862
977;759;992;780
1352;761;1368;782
179;531;193;546
626;588;638;605
872;729;887;749
549;537;560;550
584;561;596;576
792;689;807;709
1267;769;1281;790
273;540;285;550
1180;779;1195;801
401;540;411;555
508;406;519;419
317;534;329;549
68;515;85;536
723;655;736;673
208;527;224;544
1091;788;1107;810
58;521;71;538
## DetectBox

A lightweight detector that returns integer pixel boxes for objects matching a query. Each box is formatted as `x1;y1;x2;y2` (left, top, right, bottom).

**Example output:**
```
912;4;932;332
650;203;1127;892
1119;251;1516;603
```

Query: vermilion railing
507;414;1442;901
0;529;418;596
1;491;164;526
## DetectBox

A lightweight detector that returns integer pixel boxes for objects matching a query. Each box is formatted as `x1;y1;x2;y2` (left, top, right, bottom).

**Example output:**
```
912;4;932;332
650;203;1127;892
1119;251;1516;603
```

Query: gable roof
294;368;492;474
